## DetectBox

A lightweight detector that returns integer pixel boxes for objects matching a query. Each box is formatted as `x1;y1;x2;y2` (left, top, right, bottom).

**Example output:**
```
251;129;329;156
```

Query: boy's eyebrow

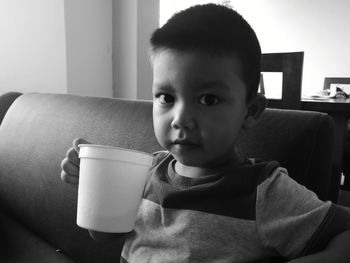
198;81;231;91
152;84;174;92
152;81;232;92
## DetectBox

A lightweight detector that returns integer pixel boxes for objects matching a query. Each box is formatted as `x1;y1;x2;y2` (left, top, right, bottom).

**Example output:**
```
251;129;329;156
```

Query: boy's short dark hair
150;4;261;101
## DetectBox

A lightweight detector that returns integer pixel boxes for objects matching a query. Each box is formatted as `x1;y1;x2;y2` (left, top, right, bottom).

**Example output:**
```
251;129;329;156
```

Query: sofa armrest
0;92;22;124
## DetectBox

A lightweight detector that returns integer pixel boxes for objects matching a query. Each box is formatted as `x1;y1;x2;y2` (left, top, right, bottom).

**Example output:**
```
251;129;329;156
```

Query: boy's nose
171;104;195;130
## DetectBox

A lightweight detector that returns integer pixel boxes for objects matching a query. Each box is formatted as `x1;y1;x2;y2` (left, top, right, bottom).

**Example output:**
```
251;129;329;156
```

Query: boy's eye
199;94;219;106
158;94;175;104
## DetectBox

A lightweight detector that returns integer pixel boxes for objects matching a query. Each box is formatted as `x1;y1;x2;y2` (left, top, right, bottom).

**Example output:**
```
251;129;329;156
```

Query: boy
61;4;350;263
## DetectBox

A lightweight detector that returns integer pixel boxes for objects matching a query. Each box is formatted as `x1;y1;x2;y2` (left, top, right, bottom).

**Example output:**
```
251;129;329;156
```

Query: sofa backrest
0;93;162;262
236;108;335;201
0;93;335;262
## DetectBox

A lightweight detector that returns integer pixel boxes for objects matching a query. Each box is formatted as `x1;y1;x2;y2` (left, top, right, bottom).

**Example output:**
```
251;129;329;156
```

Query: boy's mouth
172;138;199;151
173;138;197;145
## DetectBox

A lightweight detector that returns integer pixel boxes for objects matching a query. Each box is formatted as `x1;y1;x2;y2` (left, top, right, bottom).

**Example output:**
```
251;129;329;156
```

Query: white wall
113;0;137;99
113;0;159;100
0;0;67;94
2;1;348;99
160;0;350;97
64;0;113;97
230;0;350;97
0;0;114;97
0;0;158;99
137;0;159;100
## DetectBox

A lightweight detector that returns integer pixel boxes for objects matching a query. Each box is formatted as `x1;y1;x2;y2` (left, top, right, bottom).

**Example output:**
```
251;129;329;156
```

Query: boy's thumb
73;138;91;153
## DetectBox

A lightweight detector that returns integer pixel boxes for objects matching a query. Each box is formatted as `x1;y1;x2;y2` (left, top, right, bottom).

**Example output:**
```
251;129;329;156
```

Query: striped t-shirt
121;152;350;262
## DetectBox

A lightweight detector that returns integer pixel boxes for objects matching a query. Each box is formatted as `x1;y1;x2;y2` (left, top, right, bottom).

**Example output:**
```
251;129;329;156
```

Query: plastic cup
76;144;153;233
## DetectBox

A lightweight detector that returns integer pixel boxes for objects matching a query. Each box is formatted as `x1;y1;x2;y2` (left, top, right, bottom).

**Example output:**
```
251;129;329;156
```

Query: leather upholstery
0;93;335;262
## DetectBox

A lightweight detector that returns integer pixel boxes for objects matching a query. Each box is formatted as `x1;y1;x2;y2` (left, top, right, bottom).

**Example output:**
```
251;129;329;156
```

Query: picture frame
323;77;350;94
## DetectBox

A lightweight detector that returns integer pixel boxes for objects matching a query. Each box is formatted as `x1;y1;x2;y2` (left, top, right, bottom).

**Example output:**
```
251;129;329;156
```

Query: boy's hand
60;138;90;185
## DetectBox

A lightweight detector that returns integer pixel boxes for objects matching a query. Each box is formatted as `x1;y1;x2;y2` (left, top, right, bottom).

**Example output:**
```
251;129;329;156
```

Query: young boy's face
152;49;257;170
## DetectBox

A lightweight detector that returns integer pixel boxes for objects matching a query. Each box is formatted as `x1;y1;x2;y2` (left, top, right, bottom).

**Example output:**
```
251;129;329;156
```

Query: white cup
76;144;153;233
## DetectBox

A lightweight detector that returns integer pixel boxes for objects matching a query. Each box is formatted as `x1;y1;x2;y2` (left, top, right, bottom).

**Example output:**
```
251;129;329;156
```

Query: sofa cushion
0;212;75;263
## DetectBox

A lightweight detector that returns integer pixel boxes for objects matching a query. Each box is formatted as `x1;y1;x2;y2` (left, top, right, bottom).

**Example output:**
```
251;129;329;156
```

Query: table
303;97;350;191
270;97;350;202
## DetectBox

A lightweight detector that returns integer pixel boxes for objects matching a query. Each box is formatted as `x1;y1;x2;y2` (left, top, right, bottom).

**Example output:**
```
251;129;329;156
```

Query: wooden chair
261;52;304;110
323;77;350;92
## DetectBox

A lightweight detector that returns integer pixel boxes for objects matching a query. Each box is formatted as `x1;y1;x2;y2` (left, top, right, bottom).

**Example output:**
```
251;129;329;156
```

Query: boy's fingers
60;138;91;185
61;157;79;175
60;170;79;185
66;147;80;166
73;138;91;153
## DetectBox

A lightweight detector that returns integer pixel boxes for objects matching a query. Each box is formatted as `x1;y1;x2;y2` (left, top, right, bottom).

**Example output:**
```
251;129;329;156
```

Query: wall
230;0;350;97
113;0;159;100
1;1;349;99
160;0;350;97
0;0;158;99
0;0;67;94
113;0;137;99
137;0;159;100
64;0;113;97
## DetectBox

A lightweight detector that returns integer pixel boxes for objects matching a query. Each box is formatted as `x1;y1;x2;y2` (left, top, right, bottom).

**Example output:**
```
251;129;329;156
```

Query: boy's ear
242;94;267;129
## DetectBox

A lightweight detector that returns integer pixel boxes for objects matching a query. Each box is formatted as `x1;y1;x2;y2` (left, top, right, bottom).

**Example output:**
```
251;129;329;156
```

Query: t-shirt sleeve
255;167;350;260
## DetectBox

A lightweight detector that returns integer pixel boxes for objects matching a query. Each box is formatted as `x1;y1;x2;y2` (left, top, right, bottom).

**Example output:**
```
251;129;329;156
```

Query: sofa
0;92;336;262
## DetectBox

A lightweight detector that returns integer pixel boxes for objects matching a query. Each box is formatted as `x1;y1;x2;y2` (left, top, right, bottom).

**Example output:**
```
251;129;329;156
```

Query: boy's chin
171;153;218;169
171;151;242;170
171;153;203;167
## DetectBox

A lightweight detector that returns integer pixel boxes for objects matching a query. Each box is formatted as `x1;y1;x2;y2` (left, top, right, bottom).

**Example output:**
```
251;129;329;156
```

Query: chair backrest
323;77;350;92
261;52;304;110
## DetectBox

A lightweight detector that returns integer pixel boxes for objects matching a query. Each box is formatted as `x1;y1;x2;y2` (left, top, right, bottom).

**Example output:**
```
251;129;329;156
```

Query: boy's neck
174;150;244;178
